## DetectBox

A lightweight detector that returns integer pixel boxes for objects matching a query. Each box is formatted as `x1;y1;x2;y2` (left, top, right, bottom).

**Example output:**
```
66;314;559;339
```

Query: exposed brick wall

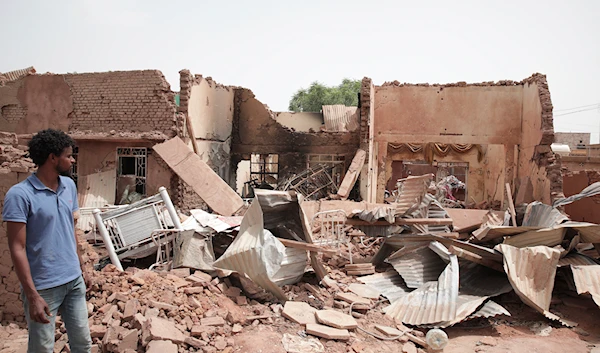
359;77;372;145
0;105;25;124
64;70;177;136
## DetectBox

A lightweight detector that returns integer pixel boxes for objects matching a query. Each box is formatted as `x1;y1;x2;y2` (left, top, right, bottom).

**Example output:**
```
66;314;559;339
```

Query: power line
555;106;599;117
554;103;600;112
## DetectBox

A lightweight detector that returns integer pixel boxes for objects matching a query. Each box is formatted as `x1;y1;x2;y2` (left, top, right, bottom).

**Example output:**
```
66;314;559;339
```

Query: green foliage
288;79;361;112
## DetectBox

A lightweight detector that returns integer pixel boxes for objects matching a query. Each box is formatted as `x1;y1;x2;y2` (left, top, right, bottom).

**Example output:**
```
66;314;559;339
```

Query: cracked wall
369;75;558;205
179;70;233;183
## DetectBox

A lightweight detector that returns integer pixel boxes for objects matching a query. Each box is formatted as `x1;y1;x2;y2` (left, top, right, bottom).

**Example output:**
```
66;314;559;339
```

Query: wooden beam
505;183;517;226
277;238;337;256
345;218;453;226
185;115;200;155
448;245;505;272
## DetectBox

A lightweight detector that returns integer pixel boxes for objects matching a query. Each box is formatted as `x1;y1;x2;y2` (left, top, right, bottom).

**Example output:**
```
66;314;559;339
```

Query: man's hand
28;293;51;324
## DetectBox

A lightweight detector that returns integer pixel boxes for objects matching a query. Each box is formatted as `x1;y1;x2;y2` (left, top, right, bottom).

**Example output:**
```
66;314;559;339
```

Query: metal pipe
159;186;182;230
93;209;123;271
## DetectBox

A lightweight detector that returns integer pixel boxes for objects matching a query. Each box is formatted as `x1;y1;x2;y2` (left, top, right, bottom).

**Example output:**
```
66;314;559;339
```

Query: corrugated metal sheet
349;204;397;223
563;221;600;243
393;174;434;216
384;244;459;325
472;226;542;242
522;202;569;227
272;247;308;286
558;252;598;267
570;265;600;306
356;225;403;238
407;194;451;234
502;227;566;248
322;105;359;132
387;246;447;289
459;263;513;297
497;244;560;313
554;181;600;208
468;300;510;320
358;271;412;303
1;66;35;82
79;169;117;208
212;199;289;301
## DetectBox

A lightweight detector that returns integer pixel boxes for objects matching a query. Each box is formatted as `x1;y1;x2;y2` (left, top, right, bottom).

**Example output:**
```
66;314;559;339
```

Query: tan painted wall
372;84;525;204
517;82;551;204
188;80;234;141
275;112;323;132
374;85;523;145
76;141;173;198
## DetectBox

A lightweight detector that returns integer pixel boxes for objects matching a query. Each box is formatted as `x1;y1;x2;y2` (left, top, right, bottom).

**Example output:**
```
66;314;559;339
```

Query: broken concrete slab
282;301;318;325
348;283;380;300
123;299;139;321
305;323;350;340
337;149;366;199
146;340;178;353
315;310;358;329
143;317;186;344
200;316;226;326
153;137;244;216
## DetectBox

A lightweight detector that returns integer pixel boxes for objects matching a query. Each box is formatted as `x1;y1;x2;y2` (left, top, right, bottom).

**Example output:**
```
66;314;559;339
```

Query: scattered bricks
102;305;118;324
107;292;117;302
185;336;207;349
201;316;225;326
333;301;350;310
348;283;380;300
149;300;178;312
87;303;94;317
236;296;248;306
117;329;139;352
114;292;129;302
191;325;216;337
224;286;241;298
213;336;227;350
91;344;100;353
98;303;113;313
374;325;404;337
334;292;371;307
282;301;318;326
133;313;147;329
189;297;203;309
217;295;247;325
184;287;204;295
144;307;160;318
169;268;191;278
102;326;124;351
123;299;139;321
315;310;358;330
130;277;145;286
146;340;178;353
183;316;194;330
90;325;107;339
232;324;242;333
305;283;327;302
305;323;350;340
402;342;418;353
143;317;186;344
186;272;212;284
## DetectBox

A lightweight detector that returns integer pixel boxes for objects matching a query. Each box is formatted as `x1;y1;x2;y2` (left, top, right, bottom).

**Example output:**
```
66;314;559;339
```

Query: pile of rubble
0;133;36;174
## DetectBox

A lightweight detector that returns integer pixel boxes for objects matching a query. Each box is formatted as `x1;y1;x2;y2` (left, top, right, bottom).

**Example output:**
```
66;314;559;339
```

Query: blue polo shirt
2;174;81;290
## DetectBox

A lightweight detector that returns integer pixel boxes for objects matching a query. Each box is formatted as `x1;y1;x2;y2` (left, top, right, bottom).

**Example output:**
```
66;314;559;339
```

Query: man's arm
6;221;51;323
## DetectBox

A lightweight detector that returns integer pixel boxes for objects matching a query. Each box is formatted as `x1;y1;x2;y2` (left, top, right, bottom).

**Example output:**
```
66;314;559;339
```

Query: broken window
70;146;79;186
307;154;346;186
117;147;147;203
250;154;278;187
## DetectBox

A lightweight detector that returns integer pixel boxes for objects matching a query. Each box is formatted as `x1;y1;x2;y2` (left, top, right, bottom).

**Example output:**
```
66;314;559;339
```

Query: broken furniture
278;165;339;200
93;187;183;271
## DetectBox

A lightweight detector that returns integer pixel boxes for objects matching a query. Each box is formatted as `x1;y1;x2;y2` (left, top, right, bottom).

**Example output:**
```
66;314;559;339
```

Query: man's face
53;147;75;176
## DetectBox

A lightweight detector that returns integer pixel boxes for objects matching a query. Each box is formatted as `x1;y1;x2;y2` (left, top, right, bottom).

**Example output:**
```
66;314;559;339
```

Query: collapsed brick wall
0;132;36;322
0;70;178;137
65;70;177;136
359;77;372;145
524;73;563;203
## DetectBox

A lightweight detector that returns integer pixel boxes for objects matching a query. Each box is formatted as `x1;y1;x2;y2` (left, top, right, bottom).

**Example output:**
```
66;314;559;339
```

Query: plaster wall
275;112;323;132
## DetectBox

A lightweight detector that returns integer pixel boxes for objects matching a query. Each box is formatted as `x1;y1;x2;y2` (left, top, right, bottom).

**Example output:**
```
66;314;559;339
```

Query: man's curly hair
28;129;76;166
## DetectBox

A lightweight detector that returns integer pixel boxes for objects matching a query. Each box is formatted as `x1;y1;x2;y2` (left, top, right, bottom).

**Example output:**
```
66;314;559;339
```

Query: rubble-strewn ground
1;240;600;353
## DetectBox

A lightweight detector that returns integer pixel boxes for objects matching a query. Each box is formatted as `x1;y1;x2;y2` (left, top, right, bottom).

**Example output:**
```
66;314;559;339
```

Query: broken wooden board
315;310;358;329
305;323;350;340
153;137;243;216
444;209;504;233
277;238;337;255
337;149;366;199
345;263;375;276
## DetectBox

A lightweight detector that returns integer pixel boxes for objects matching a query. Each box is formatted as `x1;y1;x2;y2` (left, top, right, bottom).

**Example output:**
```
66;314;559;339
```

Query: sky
1;0;599;142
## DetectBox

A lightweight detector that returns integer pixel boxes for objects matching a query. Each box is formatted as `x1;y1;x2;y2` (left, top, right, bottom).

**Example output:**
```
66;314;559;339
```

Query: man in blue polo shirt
2;129;92;353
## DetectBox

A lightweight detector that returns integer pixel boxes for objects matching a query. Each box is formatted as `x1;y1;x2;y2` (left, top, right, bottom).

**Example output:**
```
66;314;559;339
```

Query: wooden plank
277;238;337;255
448;245;505;272
505;183;517;226
345;218;453;226
337;149;366;199
153;137;244;216
345;263;374;270
185;115;200;155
